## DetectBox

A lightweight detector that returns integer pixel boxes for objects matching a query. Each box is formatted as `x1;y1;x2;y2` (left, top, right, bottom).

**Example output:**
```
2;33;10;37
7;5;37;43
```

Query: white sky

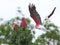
0;0;60;40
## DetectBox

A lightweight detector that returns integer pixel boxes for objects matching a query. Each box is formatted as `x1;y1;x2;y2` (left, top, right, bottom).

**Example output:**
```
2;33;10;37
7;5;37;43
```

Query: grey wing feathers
48;7;56;18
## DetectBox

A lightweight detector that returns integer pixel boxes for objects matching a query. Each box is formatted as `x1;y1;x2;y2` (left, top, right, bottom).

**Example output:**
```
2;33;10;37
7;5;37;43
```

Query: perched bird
28;4;42;28
20;17;27;27
13;23;19;30
13;17;27;30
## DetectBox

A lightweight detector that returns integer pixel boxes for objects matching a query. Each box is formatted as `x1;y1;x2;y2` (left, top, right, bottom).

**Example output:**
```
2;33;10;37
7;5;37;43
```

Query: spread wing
29;4;42;25
48;7;56;18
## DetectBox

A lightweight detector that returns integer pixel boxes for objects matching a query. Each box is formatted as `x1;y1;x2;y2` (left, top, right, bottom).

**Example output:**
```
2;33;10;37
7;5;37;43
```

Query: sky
0;0;60;41
0;0;59;26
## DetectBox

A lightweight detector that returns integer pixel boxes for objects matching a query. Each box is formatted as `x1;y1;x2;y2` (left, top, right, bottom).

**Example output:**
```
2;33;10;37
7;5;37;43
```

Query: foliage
0;17;34;45
0;17;60;45
35;21;60;45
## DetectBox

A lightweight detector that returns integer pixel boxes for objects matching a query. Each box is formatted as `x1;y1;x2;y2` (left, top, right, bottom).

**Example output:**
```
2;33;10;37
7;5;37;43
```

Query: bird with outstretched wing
28;3;56;28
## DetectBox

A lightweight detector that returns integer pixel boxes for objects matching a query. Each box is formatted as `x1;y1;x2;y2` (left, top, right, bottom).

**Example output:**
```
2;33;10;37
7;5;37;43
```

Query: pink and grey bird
13;23;19;30
29;4;42;28
28;4;56;28
20;17;27;27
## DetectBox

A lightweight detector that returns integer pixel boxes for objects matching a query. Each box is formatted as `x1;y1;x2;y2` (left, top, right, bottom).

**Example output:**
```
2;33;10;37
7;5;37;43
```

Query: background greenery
0;10;60;45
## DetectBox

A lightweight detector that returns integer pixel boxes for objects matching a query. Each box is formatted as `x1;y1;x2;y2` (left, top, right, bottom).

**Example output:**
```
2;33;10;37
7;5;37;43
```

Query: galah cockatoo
20;17;27;27
13;17;27;30
13;23;19;30
28;3;56;28
29;4;42;28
